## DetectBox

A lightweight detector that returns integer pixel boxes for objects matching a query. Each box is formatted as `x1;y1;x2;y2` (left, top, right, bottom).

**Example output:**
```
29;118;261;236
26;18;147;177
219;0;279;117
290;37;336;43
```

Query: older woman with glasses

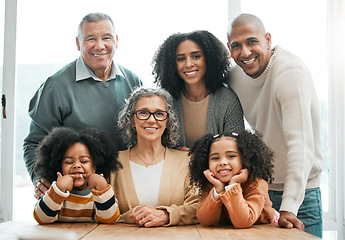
110;87;199;227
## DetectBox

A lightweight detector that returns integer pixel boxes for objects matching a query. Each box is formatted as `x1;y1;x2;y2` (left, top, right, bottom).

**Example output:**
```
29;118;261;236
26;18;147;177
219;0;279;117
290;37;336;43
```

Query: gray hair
78;12;115;40
118;87;179;148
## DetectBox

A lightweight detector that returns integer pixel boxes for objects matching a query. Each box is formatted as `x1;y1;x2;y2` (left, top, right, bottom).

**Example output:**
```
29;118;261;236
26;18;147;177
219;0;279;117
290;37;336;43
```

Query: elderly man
23;12;142;200
227;13;323;238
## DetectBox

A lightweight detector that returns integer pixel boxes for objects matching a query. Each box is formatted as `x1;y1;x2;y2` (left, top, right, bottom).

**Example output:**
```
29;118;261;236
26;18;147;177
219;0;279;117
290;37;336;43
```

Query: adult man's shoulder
268;46;314;96
117;64;142;86
37;60;78;92
32;60;77;98
271;46;309;73
228;64;250;90
49;60;77;82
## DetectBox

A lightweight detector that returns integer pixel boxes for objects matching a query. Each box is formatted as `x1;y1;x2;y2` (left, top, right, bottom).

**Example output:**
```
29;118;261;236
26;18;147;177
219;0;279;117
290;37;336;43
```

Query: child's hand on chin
203;169;225;194
229;168;249;185
56;172;74;192
87;173;108;191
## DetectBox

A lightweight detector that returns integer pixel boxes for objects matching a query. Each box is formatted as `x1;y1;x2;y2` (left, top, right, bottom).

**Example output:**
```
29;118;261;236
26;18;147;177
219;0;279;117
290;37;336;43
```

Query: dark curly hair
152;30;230;99
189;130;274;192
34;127;122;183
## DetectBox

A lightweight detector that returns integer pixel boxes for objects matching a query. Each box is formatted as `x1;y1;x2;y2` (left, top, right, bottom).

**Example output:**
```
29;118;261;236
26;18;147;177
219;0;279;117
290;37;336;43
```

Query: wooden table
0;221;319;239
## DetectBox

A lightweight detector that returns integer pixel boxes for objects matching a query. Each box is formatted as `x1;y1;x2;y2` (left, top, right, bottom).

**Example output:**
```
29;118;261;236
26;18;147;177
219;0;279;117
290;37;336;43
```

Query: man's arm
275;63;322;220
23;121;48;183
23;121;52;199
23;79;64;199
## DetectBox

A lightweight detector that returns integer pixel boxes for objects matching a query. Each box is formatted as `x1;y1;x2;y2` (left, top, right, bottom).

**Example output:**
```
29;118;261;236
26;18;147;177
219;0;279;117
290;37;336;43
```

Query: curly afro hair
34;127;122;183
152;30;230;99
189;130;274;192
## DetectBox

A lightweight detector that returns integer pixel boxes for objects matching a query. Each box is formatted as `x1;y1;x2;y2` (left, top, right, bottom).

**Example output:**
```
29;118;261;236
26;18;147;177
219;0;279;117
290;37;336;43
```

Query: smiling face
208;137;242;184
175;40;207;87
133;96;168;145
61;142;95;191
228;23;272;79
76;19;118;80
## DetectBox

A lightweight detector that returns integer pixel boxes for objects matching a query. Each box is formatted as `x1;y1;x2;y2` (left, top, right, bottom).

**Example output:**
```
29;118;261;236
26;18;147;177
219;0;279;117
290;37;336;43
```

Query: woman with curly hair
152;30;244;150
111;87;199;227
189;130;279;228
33;127;122;224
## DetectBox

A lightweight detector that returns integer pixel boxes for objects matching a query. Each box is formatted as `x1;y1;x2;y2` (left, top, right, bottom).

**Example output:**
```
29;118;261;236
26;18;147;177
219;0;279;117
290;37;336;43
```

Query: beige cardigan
110;148;199;226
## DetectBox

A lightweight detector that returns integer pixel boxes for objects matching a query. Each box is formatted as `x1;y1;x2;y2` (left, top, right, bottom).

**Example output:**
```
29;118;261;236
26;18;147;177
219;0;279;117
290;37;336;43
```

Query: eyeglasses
134;110;168;121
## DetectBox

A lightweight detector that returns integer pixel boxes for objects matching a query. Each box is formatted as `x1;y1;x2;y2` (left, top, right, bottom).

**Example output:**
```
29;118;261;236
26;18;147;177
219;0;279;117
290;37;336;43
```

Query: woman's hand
203;169;225;194
229;168;249;185
56;172;74;193
130;205;169;227
88;173;108;191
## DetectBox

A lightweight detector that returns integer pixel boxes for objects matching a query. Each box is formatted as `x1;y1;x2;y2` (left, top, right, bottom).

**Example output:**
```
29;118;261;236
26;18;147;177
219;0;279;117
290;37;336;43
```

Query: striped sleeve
57;192;95;223
33;181;69;224
92;184;120;224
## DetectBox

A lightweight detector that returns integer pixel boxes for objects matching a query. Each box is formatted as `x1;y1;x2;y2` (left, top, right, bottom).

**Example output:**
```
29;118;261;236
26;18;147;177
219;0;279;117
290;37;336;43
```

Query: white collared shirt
75;57;124;82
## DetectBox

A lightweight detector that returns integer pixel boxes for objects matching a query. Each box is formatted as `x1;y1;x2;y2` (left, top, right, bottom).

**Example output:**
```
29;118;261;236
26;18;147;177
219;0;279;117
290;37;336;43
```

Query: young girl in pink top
189;130;279;228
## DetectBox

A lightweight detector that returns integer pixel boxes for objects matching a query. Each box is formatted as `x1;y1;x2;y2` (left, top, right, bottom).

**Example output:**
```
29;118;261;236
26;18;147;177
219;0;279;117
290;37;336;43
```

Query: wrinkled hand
278;211;305;231
130;205;169;227
88;173;108;191
56;172;74;193
34;177;51;200
203;169;225;194
229;168;249;185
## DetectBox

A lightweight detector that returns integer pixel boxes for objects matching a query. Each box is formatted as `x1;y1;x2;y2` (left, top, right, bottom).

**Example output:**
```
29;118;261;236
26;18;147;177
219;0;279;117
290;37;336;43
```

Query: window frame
325;0;345;237
0;0;17;222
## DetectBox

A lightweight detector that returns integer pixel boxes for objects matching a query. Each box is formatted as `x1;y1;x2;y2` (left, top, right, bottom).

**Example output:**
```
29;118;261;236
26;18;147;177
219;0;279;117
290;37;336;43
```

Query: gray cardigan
174;86;245;147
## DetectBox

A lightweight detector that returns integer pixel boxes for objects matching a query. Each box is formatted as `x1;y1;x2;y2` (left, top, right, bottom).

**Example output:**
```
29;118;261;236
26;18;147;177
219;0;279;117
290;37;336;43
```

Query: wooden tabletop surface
0;221;319;240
